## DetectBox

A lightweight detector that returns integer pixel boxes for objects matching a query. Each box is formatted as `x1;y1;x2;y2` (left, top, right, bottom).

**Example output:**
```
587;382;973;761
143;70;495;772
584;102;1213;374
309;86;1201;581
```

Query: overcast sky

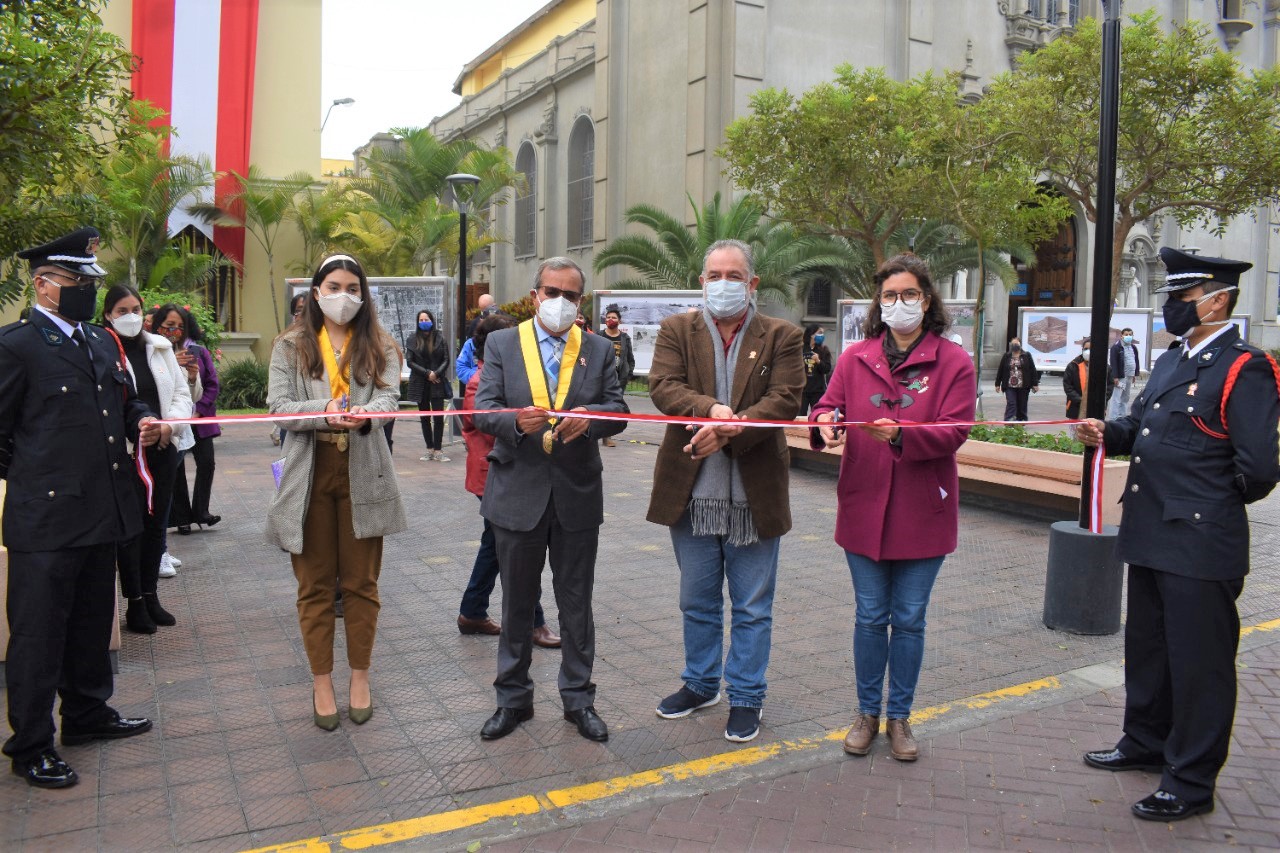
320;0;550;160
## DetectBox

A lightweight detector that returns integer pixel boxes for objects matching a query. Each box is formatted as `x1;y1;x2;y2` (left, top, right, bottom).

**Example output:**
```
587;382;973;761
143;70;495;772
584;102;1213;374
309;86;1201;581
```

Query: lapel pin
1201;352;1212;360
578;357;586;367
748;351;757;359
1188;382;1198;396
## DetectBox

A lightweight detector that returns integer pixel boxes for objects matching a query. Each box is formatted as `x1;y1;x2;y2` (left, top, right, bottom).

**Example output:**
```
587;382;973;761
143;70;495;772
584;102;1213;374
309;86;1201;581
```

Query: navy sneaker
724;706;762;742
655;686;720;719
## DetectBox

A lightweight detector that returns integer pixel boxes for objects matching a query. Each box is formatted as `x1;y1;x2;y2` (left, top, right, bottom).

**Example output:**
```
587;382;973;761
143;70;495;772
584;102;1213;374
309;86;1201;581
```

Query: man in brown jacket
647;239;804;743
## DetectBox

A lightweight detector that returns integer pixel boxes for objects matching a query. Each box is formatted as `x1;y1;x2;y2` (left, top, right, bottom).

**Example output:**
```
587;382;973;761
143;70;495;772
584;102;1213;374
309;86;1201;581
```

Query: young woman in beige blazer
266;255;407;731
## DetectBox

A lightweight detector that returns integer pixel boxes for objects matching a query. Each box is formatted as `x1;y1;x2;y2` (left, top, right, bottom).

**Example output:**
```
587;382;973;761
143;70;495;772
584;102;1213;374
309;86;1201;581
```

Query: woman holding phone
266;254;406;730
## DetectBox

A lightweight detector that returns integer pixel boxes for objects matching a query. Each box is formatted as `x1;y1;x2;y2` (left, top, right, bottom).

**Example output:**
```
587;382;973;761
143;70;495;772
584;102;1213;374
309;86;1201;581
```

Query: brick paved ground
0;383;1276;851
483;638;1280;853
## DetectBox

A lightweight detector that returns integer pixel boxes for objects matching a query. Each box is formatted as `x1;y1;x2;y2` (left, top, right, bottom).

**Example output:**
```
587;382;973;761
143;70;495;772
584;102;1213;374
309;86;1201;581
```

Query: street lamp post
1042;0;1124;637
446;173;482;356
321;97;355;132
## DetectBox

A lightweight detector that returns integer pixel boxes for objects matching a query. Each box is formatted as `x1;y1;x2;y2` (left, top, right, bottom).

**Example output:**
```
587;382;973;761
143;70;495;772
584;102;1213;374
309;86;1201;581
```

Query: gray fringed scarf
688;304;758;545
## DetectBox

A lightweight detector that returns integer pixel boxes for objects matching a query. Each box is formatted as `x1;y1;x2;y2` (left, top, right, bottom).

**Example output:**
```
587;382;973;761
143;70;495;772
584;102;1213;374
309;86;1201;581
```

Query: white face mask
315;289;362;326
111;313;144;338
880;299;924;334
704;279;751;320
537;295;578;334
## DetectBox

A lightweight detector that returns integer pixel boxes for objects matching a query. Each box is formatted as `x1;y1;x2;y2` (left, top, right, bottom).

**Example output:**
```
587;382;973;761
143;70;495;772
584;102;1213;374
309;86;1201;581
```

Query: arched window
514;144;537;257
566;118;594;249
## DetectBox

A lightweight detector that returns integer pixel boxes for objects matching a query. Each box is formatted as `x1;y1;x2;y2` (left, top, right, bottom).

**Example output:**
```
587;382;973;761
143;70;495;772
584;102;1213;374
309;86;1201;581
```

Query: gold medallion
542;429;555;454
336;433;348;452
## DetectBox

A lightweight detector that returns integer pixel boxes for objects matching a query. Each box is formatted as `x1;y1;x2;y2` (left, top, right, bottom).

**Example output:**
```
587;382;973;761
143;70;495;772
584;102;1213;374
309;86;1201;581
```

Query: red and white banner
130;0;260;266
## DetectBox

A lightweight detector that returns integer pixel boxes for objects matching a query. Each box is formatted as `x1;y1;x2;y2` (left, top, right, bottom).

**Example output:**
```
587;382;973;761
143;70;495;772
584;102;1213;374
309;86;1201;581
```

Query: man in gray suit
474;257;628;742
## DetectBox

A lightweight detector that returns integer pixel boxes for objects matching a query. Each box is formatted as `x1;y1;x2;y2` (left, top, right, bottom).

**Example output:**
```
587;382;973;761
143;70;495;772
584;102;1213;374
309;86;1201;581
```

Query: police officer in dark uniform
1;228;169;788
1077;247;1280;821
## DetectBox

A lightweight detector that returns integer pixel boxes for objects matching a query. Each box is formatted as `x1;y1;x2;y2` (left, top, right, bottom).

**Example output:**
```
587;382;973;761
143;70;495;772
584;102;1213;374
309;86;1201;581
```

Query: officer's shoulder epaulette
0;319;34;336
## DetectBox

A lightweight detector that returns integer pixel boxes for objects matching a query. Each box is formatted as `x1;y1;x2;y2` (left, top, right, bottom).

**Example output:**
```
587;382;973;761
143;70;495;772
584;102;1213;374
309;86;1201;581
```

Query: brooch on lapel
748;351;757;360
578;357;587;367
1201;352;1213;361
907;375;931;394
1187;382;1198;396
40;328;62;345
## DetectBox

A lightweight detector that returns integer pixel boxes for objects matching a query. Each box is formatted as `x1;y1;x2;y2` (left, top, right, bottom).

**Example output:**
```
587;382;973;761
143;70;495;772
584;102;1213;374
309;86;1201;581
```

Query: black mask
56;282;99;323
1162;296;1201;338
1011;344;1021;352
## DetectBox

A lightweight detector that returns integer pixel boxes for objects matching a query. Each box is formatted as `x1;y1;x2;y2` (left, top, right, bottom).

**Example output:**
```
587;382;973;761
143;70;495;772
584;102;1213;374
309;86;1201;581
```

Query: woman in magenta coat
810;254;975;763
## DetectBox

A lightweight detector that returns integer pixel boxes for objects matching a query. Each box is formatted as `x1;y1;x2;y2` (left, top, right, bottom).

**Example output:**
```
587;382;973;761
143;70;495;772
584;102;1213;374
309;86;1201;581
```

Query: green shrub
968;424;1086;455
218;358;269;409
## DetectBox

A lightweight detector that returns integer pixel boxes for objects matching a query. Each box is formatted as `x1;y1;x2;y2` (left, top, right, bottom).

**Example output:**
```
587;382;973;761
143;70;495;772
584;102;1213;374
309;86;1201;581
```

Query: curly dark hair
861;254;951;339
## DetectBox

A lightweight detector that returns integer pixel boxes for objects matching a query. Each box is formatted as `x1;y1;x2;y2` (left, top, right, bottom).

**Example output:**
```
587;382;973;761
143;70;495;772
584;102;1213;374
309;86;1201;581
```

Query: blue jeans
670;512;780;708
845;552;944;719
460;499;545;627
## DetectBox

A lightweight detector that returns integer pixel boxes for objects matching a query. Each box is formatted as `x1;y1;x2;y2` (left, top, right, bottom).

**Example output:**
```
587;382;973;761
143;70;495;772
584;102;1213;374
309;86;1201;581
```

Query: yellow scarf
319;325;350;400
518;320;581;412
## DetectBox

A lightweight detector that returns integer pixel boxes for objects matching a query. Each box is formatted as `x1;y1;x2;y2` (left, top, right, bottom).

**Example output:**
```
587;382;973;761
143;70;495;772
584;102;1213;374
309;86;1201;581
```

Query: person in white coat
101;285;194;634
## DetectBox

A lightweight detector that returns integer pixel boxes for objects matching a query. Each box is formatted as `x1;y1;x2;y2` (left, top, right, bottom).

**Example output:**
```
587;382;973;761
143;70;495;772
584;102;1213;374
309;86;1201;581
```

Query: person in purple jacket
159;304;222;535
811;254;975;763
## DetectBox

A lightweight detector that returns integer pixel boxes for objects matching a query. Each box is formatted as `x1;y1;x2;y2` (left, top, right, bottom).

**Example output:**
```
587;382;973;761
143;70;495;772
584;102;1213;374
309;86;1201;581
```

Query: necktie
546;337;564;398
71;327;94;370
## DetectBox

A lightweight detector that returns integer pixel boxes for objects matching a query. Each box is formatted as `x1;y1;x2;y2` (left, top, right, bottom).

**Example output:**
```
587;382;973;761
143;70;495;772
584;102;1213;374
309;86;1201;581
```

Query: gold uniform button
61;386;68;393
48;490;55;498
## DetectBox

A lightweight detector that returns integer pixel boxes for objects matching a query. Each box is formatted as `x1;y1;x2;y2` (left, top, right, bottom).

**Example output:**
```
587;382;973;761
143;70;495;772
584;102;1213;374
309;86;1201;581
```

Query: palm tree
354;128;520;274
92;117;213;287
593;192;865;306
288;181;363;274
189;166;314;332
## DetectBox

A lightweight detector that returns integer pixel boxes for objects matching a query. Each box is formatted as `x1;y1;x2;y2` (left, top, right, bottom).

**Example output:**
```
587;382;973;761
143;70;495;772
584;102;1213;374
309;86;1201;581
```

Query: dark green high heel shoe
348;704;373;725
313;692;339;731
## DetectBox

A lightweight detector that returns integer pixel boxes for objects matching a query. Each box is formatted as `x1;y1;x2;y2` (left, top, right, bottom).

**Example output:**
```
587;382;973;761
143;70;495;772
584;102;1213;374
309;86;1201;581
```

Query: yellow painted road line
242;674;1067;853
1241;616;1280;637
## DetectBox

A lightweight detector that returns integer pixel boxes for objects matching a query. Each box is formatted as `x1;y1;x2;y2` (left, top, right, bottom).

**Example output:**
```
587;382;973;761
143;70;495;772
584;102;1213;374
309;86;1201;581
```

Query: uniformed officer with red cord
1076;247;1280;821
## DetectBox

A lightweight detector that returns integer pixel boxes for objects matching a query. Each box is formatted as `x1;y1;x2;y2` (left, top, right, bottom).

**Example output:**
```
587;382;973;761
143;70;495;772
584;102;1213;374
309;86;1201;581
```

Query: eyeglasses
878;289;924;307
540;285;583;304
41;271;101;290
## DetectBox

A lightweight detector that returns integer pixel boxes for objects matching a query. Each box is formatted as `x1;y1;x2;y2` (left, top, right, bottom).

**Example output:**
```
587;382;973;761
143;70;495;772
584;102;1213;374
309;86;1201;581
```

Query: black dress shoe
176;524;192;535
480;707;533;740
564;706;609;742
61;712;153;745
195;514;221;527
1083;747;1163;772
1132;789;1214;822
12;750;78;789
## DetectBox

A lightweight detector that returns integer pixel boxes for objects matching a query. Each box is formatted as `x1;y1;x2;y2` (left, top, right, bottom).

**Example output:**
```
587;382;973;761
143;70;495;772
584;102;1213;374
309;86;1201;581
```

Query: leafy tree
0;0;137;303
593;192;866;306
721;67;962;268
189;166;314;333
983;11;1280;298
931;97;1071;389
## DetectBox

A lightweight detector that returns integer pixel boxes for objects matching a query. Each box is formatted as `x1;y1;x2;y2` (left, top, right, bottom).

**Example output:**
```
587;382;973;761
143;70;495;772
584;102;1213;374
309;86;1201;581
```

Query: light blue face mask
418;320;433;332
704;279;750;319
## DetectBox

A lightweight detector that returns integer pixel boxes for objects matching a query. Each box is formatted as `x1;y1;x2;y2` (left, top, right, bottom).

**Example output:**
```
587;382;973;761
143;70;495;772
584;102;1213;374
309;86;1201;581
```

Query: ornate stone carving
998;0;1074;65
534;98;558;144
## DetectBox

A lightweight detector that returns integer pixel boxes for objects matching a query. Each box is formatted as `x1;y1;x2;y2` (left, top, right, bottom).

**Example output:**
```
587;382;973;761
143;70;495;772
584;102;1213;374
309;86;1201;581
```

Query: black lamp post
1042;0;1124;636
446;172;481;357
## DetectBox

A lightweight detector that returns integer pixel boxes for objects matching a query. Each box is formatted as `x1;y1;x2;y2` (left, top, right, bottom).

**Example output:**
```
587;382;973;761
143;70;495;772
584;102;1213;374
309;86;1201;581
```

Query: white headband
319;254;359;270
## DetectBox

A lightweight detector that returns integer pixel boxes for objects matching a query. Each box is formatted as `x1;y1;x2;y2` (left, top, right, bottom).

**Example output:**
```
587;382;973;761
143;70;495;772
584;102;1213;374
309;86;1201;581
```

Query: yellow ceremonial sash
518;320;581;413
319;325;350;400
